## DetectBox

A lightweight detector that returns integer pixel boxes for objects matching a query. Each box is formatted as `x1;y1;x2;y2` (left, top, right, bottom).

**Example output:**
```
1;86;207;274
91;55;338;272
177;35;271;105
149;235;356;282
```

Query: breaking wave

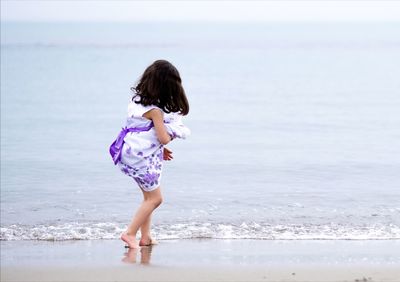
1;222;400;241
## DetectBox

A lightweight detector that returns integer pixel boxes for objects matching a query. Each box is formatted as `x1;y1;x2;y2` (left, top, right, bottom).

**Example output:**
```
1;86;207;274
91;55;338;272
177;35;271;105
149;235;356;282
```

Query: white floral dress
116;97;190;191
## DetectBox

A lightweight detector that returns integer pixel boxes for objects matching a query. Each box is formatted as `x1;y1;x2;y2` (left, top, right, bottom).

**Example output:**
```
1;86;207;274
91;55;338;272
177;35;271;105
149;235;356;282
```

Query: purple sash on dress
109;123;154;165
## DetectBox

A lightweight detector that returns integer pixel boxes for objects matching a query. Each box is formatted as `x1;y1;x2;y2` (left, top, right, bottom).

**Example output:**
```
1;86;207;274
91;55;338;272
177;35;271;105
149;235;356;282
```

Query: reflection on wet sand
122;246;153;265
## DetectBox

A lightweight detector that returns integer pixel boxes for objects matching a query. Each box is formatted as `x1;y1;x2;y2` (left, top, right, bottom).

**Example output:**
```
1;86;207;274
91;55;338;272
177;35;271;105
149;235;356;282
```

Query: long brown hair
131;60;189;115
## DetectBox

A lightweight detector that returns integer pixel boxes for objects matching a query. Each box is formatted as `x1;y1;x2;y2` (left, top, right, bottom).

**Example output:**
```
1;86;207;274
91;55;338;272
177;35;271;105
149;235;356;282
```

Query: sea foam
1;222;399;241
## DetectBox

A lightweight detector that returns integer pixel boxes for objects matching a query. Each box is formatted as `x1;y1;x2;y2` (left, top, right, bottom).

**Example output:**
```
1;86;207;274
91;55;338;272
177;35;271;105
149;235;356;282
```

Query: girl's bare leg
121;187;163;248
139;214;159;246
139;214;151;242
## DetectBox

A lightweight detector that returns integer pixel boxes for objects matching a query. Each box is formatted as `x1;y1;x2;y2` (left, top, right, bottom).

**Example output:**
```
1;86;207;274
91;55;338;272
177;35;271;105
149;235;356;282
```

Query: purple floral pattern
117;146;164;191
115;99;190;192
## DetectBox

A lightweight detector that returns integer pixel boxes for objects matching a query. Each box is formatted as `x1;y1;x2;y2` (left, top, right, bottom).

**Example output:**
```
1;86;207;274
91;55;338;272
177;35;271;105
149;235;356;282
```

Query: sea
1;21;400;241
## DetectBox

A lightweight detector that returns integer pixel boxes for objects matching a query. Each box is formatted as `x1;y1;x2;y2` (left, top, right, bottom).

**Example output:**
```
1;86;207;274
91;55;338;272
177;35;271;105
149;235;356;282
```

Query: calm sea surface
1;22;400;240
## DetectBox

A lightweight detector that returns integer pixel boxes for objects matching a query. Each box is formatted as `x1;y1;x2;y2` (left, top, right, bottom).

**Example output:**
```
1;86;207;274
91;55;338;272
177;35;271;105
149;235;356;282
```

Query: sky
1;0;400;22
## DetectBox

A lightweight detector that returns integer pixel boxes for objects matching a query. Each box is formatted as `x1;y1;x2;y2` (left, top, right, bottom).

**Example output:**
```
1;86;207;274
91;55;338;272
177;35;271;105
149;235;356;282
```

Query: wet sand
2;239;400;281
3;265;400;282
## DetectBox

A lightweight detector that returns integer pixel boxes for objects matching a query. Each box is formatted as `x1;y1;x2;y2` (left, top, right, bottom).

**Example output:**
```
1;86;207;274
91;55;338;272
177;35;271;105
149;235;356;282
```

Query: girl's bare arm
143;109;171;145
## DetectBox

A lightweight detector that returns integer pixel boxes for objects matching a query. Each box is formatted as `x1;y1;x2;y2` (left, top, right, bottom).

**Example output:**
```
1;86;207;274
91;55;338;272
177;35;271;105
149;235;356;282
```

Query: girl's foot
139;237;159;247
121;232;139;249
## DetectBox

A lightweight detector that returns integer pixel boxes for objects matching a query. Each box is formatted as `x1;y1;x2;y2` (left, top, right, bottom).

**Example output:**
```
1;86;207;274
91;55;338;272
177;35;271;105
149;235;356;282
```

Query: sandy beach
3;265;400;282
2;239;399;282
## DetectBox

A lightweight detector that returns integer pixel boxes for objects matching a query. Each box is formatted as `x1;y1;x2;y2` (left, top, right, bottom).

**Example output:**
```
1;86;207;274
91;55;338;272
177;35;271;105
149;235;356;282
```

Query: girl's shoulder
127;95;163;118
163;111;182;123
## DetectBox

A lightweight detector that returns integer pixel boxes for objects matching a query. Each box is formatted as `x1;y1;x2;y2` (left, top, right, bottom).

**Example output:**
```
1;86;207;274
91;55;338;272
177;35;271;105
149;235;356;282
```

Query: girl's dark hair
131;60;189;115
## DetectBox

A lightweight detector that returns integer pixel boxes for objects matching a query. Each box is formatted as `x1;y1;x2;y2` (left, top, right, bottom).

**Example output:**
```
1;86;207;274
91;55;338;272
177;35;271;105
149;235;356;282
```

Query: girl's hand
163;147;173;161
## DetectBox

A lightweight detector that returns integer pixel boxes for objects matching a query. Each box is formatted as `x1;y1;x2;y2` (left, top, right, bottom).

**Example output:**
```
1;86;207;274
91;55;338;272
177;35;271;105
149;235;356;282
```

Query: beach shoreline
3;264;400;282
2;239;399;282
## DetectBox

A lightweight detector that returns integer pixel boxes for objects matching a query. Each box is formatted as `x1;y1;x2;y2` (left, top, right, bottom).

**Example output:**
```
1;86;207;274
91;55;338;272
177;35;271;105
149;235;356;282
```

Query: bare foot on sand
139;237;159;247
121;232;139;249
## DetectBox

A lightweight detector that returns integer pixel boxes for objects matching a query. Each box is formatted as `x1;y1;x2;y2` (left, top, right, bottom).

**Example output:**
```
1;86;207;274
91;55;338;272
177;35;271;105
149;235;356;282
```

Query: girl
110;60;190;248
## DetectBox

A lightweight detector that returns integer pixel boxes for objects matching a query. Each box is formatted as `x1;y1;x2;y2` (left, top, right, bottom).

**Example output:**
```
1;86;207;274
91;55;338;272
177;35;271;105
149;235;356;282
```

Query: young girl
110;60;190;248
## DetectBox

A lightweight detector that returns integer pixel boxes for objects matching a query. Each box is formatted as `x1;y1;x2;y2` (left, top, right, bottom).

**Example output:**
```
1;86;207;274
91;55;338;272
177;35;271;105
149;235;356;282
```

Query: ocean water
1;22;400;241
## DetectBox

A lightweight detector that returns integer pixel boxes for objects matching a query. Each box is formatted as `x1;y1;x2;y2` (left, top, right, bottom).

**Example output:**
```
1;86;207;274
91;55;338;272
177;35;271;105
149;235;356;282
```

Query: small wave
1;222;399;241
